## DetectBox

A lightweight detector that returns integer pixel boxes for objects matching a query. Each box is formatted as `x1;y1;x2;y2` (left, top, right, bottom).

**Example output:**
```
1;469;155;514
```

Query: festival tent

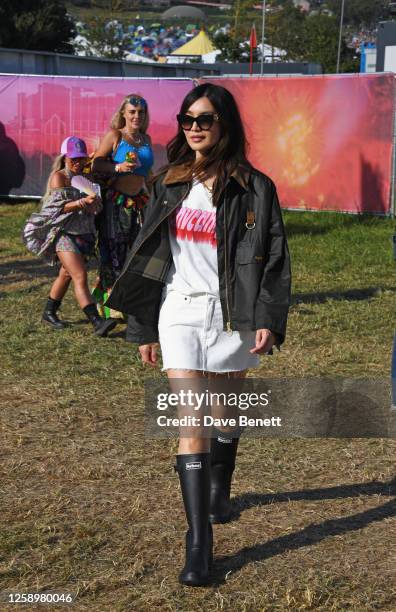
170;29;218;56
124;52;157;63
258;42;287;61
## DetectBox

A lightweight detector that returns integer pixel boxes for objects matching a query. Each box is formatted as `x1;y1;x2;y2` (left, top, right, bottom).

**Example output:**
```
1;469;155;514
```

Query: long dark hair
160;83;250;206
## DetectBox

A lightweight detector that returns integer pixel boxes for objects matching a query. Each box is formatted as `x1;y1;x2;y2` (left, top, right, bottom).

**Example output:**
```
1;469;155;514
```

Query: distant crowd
75;21;207;60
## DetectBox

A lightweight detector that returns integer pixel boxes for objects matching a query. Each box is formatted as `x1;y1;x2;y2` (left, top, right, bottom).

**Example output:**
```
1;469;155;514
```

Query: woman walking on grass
106;84;291;585
92;94;154;316
23;136;117;337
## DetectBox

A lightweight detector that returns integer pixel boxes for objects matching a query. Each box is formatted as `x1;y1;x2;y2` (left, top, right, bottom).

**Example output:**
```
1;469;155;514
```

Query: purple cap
60;136;88;158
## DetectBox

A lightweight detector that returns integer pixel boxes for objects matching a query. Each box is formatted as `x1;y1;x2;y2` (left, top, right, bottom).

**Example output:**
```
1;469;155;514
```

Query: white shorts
158;290;260;373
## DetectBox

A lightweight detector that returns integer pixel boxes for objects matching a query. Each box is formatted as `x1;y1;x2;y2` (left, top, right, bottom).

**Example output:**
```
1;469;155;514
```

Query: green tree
90;0;127;9
0;0;75;53
214;31;258;62
265;1;306;60
75;17;130;59
264;3;358;73
232;0;257;36
300;13;358;73
326;0;390;28
69;0;139;11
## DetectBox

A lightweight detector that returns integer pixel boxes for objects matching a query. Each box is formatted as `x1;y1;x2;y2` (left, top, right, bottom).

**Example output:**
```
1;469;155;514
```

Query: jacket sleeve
254;183;291;344
125;315;159;345
106;176;163;346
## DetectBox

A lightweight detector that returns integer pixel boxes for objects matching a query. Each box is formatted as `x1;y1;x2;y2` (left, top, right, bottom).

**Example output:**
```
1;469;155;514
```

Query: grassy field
1;202;395;611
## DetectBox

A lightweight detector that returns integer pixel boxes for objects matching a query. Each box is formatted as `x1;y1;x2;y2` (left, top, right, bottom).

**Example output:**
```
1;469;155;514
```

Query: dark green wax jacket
107;163;291;345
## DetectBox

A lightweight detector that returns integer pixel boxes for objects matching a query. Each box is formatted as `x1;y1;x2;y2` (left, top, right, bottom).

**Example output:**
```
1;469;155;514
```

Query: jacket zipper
223;192;233;334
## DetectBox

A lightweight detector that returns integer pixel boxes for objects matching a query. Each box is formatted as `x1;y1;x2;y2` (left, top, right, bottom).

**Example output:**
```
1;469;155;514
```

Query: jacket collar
162;162;250;191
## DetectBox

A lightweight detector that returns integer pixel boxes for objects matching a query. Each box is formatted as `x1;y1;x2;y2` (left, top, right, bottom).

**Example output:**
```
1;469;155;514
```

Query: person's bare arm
50;171;97;212
50;171;68;190
92;129;135;174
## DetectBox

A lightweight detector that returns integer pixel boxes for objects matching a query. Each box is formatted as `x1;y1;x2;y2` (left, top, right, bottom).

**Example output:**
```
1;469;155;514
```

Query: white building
293;0;310;11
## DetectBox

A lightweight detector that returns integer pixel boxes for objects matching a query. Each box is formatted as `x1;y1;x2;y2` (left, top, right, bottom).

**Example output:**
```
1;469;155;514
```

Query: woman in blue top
92;94;154;307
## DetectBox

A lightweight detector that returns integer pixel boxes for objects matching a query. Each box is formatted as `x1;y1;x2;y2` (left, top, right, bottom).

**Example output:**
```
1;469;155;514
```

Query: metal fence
0;47;219;78
0;47;323;79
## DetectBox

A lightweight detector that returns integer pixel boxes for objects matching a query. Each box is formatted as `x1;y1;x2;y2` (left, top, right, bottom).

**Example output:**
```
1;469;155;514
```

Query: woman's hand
116;161;136;173
139;342;160;367
64;194;97;214
83;194;97;206
250;329;276;355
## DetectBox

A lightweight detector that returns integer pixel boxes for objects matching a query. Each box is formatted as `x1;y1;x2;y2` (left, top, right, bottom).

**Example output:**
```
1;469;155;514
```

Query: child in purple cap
60;136;88;158
23;136;117;337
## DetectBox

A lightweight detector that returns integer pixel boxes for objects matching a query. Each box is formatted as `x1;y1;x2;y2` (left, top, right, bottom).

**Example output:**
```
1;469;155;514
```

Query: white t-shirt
166;180;219;296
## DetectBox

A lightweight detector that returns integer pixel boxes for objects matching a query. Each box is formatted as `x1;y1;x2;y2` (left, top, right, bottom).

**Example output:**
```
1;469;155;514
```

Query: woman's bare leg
166;369;247;454
48;265;72;301
56;251;92;308
166;369;210;454
208;370;247;433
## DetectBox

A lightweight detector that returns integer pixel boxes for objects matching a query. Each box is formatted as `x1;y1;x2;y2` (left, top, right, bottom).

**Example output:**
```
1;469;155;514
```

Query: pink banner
0;76;192;197
202;74;395;214
1;74;395;213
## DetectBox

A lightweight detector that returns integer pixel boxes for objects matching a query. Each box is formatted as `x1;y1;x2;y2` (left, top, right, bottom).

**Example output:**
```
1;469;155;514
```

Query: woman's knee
179;437;210;454
59;266;72;281
71;269;88;286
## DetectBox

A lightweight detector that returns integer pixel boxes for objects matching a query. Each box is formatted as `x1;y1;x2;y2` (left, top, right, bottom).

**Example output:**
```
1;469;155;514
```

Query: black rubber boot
42;297;67;330
209;429;240;524
175;453;213;587
83;303;117;337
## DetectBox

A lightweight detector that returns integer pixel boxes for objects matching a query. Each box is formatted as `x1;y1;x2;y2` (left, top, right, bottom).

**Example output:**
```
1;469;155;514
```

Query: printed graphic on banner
1;74;394;214
202;74;395;214
0;76;192;197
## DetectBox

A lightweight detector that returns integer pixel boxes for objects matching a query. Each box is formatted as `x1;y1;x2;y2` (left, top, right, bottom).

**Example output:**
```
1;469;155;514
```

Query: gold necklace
202;181;214;196
123;129;143;145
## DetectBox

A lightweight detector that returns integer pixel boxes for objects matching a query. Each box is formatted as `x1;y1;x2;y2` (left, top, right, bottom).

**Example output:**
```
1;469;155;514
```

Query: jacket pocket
233;244;265;325
236;243;265;265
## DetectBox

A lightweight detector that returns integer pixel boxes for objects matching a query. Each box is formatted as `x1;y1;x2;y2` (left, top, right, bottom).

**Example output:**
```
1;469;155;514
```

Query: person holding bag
23;136;116;337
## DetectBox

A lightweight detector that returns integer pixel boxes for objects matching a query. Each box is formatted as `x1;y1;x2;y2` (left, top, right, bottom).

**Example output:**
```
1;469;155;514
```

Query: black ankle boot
175;453;213;587
209;429;240;524
83;303;117;337
42;297;66;330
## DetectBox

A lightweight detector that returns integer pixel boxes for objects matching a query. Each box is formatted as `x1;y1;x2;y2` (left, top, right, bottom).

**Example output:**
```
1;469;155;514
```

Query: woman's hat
60;136;88;158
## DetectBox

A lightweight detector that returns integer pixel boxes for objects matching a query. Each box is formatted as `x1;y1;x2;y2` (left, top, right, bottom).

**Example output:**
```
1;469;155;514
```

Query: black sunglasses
177;112;219;131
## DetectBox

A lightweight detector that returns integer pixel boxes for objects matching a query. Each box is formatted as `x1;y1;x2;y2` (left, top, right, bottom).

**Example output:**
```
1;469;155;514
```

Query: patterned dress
22;187;100;265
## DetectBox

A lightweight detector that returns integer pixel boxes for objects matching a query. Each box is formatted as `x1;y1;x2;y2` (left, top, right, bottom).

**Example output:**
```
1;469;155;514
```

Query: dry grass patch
0;203;395;611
